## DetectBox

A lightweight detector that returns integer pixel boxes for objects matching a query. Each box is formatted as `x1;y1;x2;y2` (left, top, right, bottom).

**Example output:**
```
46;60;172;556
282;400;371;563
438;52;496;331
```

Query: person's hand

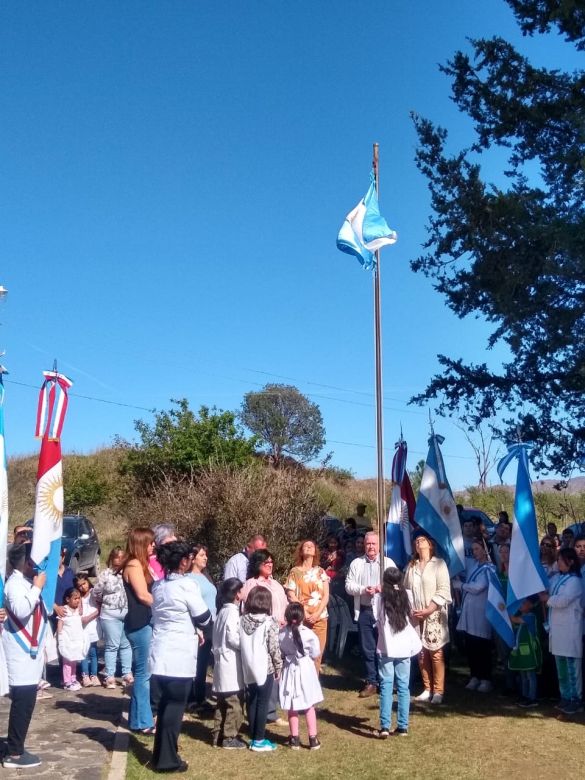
274;673;280;682
365;586;377;596
412;609;425;620
53;604;66;618
0;608;6;623
33;572;46;590
305;614;316;626
197;629;205;646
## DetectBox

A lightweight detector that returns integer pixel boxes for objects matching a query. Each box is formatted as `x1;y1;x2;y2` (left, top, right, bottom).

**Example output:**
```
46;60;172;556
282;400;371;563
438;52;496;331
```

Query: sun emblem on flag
38;470;64;529
498;602;506;611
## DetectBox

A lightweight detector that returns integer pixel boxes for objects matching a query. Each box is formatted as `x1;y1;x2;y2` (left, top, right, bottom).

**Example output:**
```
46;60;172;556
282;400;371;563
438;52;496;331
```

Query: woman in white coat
539;547;584;715
403;531;451;704
456;540;494;693
149;542;211;773
211;578;246;749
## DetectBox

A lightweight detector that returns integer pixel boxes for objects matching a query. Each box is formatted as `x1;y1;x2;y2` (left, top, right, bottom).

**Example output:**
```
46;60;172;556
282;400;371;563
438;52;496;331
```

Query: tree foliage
241;384;325;466
121;399;256;486
411;1;585;474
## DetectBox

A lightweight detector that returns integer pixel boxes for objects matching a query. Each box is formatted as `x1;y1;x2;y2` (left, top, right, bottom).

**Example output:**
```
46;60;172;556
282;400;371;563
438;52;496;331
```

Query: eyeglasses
262;560;274;565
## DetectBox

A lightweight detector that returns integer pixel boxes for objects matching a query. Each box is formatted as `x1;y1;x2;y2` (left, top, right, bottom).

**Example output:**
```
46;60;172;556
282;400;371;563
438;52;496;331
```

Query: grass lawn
126;656;584;780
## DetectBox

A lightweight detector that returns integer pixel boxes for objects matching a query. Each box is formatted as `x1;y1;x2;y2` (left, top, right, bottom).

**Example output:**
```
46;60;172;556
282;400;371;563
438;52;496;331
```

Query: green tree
241;384;325;466
122;399;256;486
64;456;109;513
410;1;585;475
409;459;426;496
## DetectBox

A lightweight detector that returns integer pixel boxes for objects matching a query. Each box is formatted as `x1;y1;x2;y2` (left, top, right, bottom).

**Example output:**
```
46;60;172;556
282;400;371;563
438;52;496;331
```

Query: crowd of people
0;510;583;772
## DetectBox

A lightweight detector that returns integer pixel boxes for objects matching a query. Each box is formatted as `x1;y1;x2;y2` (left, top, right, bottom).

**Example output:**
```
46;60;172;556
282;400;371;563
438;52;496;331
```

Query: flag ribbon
496;442;533;483
35;371;73;441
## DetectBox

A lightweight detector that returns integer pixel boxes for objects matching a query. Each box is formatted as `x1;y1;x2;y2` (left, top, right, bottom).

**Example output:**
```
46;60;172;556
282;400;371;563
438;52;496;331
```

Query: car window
79;519;91;536
63;517;78;538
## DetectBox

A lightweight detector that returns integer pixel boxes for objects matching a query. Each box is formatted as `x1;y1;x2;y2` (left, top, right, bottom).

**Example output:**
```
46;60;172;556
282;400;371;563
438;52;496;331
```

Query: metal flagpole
372;143;386;584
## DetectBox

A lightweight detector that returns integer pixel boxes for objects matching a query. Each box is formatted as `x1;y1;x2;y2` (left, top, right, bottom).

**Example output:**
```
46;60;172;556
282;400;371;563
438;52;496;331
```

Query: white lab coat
2;570;46;686
547;573;584;658
212;603;243;693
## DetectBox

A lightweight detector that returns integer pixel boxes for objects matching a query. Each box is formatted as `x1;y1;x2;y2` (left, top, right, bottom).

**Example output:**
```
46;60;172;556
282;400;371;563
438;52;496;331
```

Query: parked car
26;514;101;576
459;507;497;539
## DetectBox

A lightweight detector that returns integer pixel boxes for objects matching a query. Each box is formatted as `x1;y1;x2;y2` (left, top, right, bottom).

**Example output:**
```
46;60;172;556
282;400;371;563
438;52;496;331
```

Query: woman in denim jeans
122;528;155;733
93;547;133;689
373;568;422;738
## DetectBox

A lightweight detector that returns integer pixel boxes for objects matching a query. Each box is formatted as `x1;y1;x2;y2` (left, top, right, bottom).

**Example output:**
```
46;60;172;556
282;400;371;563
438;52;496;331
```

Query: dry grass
126;656;585;780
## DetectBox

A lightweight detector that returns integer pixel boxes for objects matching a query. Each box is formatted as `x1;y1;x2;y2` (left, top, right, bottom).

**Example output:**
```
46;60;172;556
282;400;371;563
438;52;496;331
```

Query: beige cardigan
403;557;452;651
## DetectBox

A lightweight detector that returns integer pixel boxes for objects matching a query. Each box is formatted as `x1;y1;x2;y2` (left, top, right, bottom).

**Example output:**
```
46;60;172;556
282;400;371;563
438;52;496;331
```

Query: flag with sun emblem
414;434;465;577
0;372;8;607
31;370;73;614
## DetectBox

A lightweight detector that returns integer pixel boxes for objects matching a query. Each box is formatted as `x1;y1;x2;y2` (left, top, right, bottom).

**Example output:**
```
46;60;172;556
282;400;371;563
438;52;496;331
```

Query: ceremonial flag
485;566;515;647
31;370;73;614
336;173;397;270
497;443;547;613
0;372;8;607
414;434;465;577
385;439;415;568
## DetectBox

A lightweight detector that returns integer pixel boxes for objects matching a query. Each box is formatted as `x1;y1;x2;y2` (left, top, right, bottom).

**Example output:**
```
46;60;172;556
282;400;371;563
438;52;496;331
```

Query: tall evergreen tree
411;1;585;474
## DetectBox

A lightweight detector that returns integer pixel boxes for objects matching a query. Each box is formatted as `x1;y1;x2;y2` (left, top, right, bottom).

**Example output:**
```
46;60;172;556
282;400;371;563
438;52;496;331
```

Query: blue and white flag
414;434;465;577
385;439;413;568
336;173;397;270
497;443;547;613
0;372;8;607
486;566;514;647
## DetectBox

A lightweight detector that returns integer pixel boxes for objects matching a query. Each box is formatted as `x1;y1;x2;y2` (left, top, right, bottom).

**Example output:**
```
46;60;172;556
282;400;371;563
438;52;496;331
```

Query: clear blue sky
1;1;581;489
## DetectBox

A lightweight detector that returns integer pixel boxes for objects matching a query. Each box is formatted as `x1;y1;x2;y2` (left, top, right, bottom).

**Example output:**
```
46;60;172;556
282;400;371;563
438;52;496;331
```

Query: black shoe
3;752;42;769
222;737;247;750
155;760;189;773
390;728;408;737
287;735;300;750
309;736;321;750
518;698;538;708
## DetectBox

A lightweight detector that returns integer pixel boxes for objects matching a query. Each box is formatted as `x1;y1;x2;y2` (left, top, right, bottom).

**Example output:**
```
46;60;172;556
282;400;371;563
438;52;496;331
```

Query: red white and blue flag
385;438;416;568
31;370;73;614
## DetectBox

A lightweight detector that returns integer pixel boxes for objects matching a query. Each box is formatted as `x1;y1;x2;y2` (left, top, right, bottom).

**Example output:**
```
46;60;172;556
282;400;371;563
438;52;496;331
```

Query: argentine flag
336;174;397;270
414;434;465;577
385;439;414;568
486;566;515;647
0;375;8;607
497;444;547;614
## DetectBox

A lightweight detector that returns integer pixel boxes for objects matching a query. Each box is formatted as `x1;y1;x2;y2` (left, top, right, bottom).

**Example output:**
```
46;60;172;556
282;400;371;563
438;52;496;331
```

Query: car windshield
62;518;77;538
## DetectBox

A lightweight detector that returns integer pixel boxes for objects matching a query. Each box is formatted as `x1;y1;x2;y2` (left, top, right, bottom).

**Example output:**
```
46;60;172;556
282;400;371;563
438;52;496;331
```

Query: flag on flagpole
485;565;515;647
336;173;397;270
497;443;547;614
414;434;465;577
385;438;415;568
0;372;8;608
31;370;73;615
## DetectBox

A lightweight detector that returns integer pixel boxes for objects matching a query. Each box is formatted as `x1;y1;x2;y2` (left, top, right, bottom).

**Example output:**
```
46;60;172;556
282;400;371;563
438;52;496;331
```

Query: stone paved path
0;678;127;779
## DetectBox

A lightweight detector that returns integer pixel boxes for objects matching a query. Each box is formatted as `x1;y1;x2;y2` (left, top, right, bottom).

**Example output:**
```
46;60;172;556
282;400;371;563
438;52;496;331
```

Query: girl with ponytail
278;603;324;751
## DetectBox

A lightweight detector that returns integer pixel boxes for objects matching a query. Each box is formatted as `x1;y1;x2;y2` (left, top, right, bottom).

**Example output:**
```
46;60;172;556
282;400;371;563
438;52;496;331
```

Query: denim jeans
520;670;537;701
358;607;378;685
101;617;133;677
378;655;411;731
127;624;154;730
80;641;98;677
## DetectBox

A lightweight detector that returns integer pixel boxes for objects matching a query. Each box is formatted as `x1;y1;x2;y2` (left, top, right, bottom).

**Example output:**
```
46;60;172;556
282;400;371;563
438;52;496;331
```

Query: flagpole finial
52;358;58;374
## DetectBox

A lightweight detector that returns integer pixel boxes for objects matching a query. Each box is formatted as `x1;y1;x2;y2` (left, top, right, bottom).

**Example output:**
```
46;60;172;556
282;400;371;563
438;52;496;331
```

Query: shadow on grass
128;734;154;769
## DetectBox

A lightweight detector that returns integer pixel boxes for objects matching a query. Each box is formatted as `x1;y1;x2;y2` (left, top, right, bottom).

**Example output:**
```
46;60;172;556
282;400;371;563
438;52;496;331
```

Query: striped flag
385;439;415;568
336;173;397;270
486;566;514;647
31;370;73;614
497;443;547;613
0;372;8;607
414;434;465;577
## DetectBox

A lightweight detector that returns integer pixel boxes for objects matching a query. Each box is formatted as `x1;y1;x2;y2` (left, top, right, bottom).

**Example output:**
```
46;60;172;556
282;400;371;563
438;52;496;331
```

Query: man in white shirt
2;542;47;769
223;534;267;583
345;531;395;697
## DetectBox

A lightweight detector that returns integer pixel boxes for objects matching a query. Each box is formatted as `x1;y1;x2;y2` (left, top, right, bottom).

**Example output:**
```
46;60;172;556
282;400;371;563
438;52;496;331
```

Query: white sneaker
430;693;443;704
477;680;493;693
465;677;480;691
414;689;431;702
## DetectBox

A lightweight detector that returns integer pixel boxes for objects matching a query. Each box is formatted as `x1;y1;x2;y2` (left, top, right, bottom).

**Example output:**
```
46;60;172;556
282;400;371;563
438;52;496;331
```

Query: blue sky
1;1;582;489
